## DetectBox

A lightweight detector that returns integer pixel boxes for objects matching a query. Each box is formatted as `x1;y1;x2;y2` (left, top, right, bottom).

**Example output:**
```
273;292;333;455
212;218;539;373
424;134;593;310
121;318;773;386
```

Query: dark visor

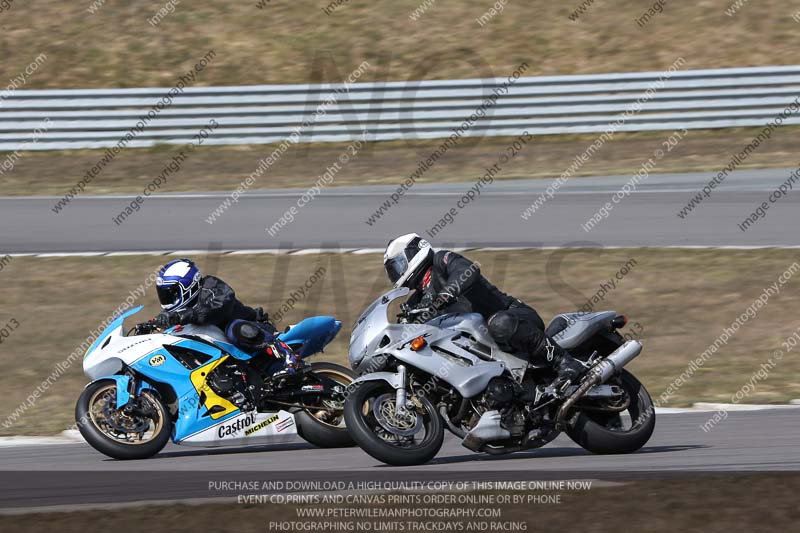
384;255;408;284
157;283;181;307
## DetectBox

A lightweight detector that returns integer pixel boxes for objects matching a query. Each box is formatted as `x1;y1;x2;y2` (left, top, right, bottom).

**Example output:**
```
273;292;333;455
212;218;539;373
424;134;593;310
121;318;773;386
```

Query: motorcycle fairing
84;307;337;445
84;330;267;443
164;323;255;361
351;289;516;398
281;316;342;357
177;409;297;446
133;345;297;446
83;305;145;360
172;316;342;361
377;323;505;399
549;311;617;349
188;354;240;420
425;312;531;380
126;338;252;441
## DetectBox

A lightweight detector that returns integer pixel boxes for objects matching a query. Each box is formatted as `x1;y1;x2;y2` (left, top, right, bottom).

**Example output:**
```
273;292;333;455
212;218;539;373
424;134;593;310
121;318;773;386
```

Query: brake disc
372;393;422;437
102;398;151;434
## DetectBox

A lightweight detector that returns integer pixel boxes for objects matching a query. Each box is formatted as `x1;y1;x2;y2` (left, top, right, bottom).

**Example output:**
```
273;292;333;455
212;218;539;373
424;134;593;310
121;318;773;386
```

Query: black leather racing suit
406;250;573;369
155;275;275;350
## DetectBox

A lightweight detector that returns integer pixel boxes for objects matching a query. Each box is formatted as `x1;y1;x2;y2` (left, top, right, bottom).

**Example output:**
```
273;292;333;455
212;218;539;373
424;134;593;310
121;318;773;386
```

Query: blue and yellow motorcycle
76;306;355;459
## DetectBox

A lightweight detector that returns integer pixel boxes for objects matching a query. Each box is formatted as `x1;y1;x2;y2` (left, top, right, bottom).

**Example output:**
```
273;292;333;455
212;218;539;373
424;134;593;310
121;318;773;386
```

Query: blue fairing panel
86;373;158;409
127;339;243;442
99;375;131;407
279;316;341;358
92;316;341;443
214;339;257;361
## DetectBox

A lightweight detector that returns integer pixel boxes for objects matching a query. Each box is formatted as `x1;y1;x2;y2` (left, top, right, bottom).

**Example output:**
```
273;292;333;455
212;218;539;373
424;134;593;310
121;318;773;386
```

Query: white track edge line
7;245;800;258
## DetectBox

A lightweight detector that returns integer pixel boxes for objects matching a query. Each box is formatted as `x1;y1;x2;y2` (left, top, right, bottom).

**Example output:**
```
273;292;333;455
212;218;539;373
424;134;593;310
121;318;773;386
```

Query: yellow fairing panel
189;356;239;420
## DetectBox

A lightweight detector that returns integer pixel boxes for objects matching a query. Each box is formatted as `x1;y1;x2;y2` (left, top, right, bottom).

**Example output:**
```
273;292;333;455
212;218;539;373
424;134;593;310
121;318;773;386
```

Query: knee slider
488;311;519;349
238;323;262;341
227;320;267;350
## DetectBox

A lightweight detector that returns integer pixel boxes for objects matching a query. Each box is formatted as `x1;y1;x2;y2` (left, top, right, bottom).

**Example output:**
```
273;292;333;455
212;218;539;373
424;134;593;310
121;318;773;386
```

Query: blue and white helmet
156;259;202;312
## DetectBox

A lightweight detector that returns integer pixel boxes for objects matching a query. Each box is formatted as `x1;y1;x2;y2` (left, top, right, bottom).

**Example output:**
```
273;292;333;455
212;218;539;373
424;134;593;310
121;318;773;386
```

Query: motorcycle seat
546;311;616;349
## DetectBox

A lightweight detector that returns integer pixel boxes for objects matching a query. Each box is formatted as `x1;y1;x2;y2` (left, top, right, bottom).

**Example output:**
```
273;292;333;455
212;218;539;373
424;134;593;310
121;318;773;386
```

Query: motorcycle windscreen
84;305;144;358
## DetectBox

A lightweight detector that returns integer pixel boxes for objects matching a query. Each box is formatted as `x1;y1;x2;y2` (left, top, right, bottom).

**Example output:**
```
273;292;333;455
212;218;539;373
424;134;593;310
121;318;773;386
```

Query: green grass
1;248;799;435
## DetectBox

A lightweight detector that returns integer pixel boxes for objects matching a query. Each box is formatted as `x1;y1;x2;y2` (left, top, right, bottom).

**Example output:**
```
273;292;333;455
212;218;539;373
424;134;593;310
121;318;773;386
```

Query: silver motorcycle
344;287;655;466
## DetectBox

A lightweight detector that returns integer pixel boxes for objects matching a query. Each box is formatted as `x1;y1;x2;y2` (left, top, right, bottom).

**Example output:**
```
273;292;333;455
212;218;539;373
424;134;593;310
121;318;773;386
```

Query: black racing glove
254;307;278;334
254;307;270;324
152;312;179;329
133;322;156;335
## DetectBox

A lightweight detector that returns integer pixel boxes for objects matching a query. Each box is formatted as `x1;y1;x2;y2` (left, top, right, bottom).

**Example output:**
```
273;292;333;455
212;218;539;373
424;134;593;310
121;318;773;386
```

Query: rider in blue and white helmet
143;259;287;360
155;259;203;313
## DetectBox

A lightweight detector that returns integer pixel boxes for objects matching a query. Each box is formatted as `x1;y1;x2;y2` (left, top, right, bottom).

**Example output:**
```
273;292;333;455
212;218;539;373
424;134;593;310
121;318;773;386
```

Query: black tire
295;362;357;448
76;379;171;460
566;370;656;454
344;380;444;466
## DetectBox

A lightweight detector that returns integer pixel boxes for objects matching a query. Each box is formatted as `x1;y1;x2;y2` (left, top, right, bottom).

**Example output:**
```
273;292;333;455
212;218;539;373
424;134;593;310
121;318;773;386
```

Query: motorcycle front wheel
344;380;444;466
75;379;171;460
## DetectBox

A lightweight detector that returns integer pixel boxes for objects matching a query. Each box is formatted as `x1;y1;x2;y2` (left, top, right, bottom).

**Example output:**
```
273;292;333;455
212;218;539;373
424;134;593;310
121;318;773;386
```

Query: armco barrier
2;65;800;150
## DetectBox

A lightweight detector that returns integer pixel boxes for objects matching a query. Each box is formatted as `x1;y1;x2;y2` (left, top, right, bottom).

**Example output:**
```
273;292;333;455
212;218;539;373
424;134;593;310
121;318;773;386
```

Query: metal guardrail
3;66;800;151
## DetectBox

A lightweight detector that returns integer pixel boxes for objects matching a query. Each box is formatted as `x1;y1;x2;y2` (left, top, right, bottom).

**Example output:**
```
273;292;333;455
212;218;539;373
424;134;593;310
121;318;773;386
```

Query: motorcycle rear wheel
295;362;357;448
566;369;656;454
75;379;171;460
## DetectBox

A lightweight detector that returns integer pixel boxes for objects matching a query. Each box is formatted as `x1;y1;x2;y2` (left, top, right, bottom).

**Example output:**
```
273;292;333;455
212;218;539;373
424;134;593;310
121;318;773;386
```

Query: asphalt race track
0;409;797;510
2;168;800;254
2;169;799;512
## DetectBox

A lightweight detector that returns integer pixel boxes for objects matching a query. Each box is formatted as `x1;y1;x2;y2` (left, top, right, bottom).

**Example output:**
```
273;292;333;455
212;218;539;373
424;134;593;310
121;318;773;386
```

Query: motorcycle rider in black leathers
384;234;586;382
138;259;291;361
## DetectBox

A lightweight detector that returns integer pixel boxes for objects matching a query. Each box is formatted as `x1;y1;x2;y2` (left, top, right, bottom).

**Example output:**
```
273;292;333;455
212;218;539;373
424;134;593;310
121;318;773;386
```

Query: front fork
90;372;155;412
395;365;409;414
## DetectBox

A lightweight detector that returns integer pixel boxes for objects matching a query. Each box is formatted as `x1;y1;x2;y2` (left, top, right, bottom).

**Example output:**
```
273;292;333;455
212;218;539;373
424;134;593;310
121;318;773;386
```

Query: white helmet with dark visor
383;233;434;288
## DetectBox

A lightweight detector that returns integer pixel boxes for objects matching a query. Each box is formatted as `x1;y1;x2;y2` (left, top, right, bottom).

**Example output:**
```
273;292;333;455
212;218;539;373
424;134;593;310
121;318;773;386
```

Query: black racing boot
555;353;588;382
543;338;587;383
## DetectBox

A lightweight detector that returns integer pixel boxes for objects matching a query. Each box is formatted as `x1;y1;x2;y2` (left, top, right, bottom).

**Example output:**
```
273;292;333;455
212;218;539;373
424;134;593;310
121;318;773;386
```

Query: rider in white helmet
383;234;586;382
